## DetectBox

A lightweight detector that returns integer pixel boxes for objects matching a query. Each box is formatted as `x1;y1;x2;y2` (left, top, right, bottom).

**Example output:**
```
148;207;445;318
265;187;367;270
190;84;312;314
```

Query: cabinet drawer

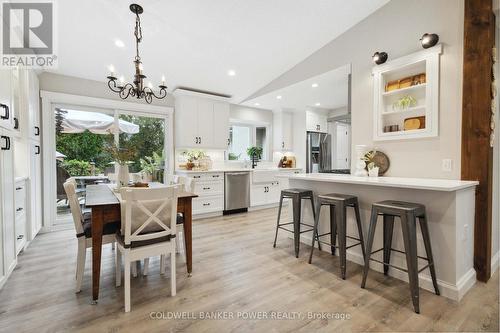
189;172;223;182
194;181;224;196
193;196;223;214
15;182;26;213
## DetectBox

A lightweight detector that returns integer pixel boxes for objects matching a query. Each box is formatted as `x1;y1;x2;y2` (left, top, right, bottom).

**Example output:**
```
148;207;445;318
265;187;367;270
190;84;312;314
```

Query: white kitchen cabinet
306;110;328;133
28;142;42;240
213;102;230;148
273;111;293;151
176;171;224;216
174;90;230;149
0;70;15;131
251;181;280;206
14;178;27;254
0;130;16;288
25;70;41;141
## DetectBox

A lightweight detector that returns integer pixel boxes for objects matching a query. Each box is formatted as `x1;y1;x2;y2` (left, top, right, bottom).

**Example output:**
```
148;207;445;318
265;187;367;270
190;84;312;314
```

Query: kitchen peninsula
284;173;478;301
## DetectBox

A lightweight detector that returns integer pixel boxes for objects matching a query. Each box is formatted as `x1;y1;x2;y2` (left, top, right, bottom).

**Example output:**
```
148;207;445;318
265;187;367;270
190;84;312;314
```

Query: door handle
16;207;23;212
14;117;19;129
1;136;10;150
199;136;202;144
282;141;284;148
195;137;198;144
35;145;40;155
227;138;230;146
0;104;9;120
35;126;40;136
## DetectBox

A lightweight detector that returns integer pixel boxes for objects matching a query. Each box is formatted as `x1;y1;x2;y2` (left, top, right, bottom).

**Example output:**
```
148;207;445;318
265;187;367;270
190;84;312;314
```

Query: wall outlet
442;159;453;172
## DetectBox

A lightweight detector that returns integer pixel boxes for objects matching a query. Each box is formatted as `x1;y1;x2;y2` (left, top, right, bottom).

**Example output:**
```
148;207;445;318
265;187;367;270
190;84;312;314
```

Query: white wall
39;72;175;107
230;104;273;125
248;0;464;180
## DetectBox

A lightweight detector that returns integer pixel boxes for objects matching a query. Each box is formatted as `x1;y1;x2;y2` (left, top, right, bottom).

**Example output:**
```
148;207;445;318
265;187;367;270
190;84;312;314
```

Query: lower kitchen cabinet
250;181;280;207
0;130;16;289
176;171;225;216
14;178;27;254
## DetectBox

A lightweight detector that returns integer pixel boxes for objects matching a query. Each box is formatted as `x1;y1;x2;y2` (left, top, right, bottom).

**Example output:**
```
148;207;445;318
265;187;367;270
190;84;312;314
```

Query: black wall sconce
420;33;439;49
372;52;388;65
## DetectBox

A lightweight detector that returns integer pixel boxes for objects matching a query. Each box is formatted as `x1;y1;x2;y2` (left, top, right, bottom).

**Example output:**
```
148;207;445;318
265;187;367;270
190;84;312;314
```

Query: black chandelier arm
143;86;168;101
107;78;123;93
118;83;135;100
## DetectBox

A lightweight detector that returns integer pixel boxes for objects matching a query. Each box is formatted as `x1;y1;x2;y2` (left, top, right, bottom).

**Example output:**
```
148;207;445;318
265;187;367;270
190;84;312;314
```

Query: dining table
85;183;198;303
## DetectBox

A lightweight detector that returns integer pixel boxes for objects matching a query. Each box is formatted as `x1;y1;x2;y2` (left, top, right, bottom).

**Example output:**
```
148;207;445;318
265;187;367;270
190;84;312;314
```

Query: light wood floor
0;208;498;332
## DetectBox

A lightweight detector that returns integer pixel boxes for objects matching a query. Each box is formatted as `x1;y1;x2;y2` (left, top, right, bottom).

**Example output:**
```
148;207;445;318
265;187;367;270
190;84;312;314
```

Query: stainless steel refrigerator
306;131;331;173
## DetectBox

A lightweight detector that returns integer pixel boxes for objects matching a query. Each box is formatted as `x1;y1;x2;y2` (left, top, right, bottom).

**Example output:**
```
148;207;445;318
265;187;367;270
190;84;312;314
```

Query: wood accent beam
461;0;495;282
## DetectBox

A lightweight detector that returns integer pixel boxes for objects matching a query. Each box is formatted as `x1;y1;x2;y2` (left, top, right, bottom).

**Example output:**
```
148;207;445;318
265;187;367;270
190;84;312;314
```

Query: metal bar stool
273;188;321;258
361;200;440;314
308;193;365;279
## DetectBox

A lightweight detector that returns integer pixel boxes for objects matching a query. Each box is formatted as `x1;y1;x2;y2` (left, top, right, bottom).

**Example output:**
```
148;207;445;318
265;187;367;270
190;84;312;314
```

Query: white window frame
41;91;173;232
227;120;270;162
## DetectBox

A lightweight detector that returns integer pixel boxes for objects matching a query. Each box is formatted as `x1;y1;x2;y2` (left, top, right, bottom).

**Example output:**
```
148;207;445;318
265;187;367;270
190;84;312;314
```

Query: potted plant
246;146;263;169
182;150;206;170
139;152;164;182
106;142;136;188
392;95;417;111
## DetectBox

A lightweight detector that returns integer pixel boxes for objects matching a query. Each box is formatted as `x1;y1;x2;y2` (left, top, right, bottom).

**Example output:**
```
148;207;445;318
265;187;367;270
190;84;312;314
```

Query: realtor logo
1;1;57;68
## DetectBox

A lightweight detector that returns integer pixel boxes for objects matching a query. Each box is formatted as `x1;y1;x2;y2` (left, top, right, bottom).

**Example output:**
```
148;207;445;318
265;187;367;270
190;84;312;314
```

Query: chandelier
106;4;167;104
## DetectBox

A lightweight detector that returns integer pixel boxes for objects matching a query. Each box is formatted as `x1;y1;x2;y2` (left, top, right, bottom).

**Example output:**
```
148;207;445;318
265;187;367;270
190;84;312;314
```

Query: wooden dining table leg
183;198;193;276
91;206;104;303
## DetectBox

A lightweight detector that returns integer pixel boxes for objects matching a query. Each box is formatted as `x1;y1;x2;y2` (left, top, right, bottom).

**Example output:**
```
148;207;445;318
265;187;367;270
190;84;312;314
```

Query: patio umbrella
60;109;139;134
56;151;66;161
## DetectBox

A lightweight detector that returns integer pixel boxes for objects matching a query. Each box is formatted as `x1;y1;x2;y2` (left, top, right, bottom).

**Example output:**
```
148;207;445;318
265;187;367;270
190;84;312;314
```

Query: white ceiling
49;0;388;102
242;64;350;111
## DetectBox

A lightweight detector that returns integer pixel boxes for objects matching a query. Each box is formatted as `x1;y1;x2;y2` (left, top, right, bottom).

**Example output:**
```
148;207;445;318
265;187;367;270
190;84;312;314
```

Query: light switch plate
442;159;452;172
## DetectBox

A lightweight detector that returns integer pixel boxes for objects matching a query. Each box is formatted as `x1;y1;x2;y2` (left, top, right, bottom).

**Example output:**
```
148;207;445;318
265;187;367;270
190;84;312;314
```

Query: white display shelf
372;45;442;141
382;83;427;96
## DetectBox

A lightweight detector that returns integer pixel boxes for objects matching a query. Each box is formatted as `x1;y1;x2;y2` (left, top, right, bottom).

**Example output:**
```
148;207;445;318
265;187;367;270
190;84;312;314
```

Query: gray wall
248;0;464;179
38;72;175;107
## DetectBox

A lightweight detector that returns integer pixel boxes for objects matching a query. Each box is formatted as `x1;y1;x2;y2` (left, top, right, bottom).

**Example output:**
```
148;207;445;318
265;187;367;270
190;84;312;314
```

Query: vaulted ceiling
48;0;389;103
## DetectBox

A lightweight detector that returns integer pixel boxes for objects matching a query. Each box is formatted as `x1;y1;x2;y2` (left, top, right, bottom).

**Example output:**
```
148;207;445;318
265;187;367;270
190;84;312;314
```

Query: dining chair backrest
120;186;178;246
177;175;195;193
63;181;84;235
166;174;179;185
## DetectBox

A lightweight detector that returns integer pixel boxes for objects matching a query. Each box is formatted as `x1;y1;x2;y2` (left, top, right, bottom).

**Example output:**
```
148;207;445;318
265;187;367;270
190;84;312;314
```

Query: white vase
117;164;129;189
354;145;368;177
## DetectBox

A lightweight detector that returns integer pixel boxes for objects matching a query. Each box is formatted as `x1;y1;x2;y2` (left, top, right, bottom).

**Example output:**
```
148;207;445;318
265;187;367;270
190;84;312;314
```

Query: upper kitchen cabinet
174;89;230;149
306;110;328;133
0;69;15;131
372;45;441;141
273;111;293;151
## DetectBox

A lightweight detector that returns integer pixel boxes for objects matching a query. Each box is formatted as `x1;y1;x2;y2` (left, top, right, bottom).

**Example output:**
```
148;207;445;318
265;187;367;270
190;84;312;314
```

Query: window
228;125;251;160
228;124;268;161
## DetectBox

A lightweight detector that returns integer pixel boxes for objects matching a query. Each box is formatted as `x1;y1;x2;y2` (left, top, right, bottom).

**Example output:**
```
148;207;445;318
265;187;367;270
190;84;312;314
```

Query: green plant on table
228;152;241;160
392;95;417;110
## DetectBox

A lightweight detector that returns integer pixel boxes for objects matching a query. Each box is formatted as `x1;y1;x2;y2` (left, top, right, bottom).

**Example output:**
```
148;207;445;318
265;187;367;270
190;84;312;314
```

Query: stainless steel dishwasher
224;171;250;214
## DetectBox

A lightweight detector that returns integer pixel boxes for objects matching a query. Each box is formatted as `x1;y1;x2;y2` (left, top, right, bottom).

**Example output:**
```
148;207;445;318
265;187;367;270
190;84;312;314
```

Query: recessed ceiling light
276;95;282;100
114;39;125;48
315;102;321;106
312;83;319;88
227;70;236;76
254;103;260;106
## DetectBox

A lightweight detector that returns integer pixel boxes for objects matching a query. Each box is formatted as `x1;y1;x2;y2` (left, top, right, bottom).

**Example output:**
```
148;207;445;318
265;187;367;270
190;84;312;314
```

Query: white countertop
285;173;478;192
176;168;302;173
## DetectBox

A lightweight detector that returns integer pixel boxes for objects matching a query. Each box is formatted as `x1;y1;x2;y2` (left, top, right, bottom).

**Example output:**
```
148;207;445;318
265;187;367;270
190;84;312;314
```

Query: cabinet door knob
0;104;9;120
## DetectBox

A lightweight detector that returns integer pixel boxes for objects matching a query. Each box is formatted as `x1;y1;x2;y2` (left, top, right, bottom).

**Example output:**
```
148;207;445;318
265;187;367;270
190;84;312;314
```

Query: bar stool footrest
368;247;434;273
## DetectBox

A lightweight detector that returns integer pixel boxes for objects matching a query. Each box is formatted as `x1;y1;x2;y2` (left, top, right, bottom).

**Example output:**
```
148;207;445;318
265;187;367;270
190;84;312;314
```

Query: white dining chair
64;181;118;293
115;186;179;312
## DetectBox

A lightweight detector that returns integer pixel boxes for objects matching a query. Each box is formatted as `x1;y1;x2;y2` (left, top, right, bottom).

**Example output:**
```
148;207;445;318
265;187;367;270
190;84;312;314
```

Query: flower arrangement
362;149;379;177
182;149;207;163
105;142;136;165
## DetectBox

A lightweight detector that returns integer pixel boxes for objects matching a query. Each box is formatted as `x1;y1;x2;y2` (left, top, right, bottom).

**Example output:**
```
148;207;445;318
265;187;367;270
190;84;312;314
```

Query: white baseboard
0;259;17;290
492;250;500;273
296;233;475;301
